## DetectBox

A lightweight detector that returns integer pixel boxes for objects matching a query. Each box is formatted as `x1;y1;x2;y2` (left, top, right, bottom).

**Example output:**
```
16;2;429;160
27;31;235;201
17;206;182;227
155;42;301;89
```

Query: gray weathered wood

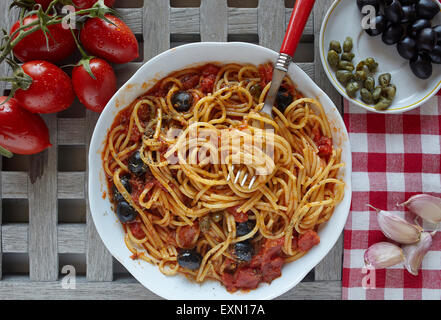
86;111;113;281
2;172;85;199
119;7;313;37
313;0;344;281
0;275;341;300
0;0;345;299
0;1;20;282
2;224;85;254
258;0;286;51
58;118;86;145
143;0;170;61
28;115;58;281
200;0;227;42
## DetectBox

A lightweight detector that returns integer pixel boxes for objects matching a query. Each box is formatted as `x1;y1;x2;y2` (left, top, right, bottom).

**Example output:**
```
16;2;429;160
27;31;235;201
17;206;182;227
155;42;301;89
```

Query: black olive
234;241;254;262
434;25;441;43
113;175;131;203
416;27;437;51
275;87;293;112
385;0;403;24
116;201;137;223
128;151;147;176
177;249;202;270
400;0;417;5
236;220;256;237
382;23;404;45
357;0;380;12
171;91;193;112
397;36;418;59
429;44;441;63
410;54;433;79
416;0;439;20
407;18;431;38
401;4;417;23
366;15;387;36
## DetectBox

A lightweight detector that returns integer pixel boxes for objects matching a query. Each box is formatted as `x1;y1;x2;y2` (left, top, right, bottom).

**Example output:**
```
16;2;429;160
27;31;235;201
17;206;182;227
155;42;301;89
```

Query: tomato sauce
221;238;285;292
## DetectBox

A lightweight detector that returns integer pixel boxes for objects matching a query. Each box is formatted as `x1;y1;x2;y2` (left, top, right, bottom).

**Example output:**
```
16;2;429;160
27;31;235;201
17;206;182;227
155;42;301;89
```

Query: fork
226;0;316;189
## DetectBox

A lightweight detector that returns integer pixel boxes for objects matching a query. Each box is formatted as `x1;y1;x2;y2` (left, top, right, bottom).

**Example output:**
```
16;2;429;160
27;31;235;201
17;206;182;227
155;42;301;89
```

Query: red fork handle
280;0;316;57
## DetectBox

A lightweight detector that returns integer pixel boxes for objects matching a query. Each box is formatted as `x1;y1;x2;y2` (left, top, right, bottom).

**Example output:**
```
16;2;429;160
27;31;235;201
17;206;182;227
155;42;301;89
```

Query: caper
343;37;353;52
346;80;360;98
249;83;262;99
373;86;382;101
336;70;354;85
356;61;366;72
341;52;355;62
382;85;396;100
327;50;340;68
211;211;223;223
329;40;342;53
199;215;211;233
360;88;374;104
378;73;392;87
338;60;354;71
354;70;367;82
365;57;378;72
364;76;375;91
374;97;392;110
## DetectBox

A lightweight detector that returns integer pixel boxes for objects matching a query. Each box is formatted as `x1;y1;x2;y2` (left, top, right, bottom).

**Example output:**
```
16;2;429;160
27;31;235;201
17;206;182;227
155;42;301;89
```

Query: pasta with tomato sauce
102;62;345;292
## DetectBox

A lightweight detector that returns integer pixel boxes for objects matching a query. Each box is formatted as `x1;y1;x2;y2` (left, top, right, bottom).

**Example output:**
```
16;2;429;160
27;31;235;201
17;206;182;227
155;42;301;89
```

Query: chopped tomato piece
298;230;320;252
232;268;261;290
177;221;200;248
181;74;200;90
316;136;333;157
128;221;145;240
222;238;285;292
200;75;215;93
201;64;220;77
227;205;248;223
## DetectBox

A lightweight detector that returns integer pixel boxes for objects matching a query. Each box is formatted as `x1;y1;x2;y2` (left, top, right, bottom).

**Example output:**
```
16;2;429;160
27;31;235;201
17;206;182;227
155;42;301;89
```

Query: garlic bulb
399;194;441;225
402;232;433;276
364;242;404;268
369;205;422;244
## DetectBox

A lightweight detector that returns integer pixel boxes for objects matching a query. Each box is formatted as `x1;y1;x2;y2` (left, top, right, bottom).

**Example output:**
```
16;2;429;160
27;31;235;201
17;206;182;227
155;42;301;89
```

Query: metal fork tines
226;164;257;189
226;54;291;190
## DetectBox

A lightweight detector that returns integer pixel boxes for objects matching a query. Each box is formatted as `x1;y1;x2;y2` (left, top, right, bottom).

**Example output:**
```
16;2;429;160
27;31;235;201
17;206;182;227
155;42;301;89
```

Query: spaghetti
102;62;345;292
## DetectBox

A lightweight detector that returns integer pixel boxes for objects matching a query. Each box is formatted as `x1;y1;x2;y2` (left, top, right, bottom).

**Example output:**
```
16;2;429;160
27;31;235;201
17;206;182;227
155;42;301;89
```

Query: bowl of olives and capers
320;0;441;113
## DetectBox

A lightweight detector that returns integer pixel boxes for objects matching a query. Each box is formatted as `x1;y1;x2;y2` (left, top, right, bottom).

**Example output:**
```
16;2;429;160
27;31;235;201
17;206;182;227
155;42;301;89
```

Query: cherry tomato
34;0;53;10
72;0;115;9
0;97;51;155
10;15;76;63
72;58;117;112
80;14;139;64
14;61;75;114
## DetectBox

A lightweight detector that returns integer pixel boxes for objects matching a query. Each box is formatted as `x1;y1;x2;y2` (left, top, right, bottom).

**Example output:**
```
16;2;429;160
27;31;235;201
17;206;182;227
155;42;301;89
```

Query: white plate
320;0;441;113
88;42;352;300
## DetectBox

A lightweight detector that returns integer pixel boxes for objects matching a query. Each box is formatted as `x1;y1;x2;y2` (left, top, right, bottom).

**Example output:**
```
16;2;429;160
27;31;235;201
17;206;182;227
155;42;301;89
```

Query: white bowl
320;0;441;114
88;42;352;300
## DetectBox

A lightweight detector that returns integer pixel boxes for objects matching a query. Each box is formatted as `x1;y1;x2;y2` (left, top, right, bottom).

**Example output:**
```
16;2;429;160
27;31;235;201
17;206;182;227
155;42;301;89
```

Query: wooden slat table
0;0;343;299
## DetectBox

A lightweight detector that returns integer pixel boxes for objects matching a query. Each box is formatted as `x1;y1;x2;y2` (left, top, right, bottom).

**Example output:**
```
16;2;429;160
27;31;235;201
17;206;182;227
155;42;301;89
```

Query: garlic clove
402;232;433;276
368;205;422;244
399;194;441;225
364;242;405;268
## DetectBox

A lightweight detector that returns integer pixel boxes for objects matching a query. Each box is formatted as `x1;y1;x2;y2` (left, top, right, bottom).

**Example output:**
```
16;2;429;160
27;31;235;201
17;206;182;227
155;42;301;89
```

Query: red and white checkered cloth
342;95;441;300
